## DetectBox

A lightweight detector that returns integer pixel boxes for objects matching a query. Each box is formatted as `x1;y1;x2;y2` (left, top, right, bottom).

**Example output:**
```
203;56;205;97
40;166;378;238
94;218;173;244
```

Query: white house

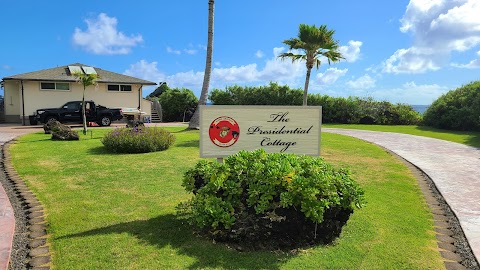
1;63;156;124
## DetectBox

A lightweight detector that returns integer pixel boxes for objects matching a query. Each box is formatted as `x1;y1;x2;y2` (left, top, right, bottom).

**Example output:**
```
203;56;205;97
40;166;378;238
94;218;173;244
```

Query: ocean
411;105;429;114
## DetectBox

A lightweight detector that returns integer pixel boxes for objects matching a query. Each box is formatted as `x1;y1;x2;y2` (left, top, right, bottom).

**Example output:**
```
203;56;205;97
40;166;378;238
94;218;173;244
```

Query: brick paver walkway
324;128;480;263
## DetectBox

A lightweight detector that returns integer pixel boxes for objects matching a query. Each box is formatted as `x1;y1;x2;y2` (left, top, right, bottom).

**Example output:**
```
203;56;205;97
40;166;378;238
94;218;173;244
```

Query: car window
66;102;80;110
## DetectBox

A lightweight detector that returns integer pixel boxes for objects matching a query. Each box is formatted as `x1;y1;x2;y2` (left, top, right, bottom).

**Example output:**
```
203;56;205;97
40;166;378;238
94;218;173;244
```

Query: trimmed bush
178;149;365;250
423;81;480;131
101;127;175;153
157;88;198;122
209;83;422;125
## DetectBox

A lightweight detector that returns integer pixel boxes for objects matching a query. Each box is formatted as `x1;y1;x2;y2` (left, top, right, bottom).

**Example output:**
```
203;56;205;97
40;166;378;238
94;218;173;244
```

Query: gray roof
2;63;156;86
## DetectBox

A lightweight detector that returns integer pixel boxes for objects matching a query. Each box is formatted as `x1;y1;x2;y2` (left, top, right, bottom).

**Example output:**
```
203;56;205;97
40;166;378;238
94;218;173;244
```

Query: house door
0;96;5;123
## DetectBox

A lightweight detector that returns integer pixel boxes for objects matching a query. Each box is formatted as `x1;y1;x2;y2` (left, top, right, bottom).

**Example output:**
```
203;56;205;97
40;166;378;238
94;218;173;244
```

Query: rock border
2;140;51;270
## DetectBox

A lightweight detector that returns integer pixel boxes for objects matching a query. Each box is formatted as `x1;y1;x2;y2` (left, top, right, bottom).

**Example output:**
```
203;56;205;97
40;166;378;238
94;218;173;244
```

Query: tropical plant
423;81;480;131
158;88;199;122
178;149;365;249
189;0;215;129
72;71;99;135
147;81;169;99
209;84;421;125
279;24;343;106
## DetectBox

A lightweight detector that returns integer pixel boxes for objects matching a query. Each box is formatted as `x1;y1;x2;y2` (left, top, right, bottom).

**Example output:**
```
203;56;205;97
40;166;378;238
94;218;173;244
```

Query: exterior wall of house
141;98;152;120
3;80;21;122
3;80;152;123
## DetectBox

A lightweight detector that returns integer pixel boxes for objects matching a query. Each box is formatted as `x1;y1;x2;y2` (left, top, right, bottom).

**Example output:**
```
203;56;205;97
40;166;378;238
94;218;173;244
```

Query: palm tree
279;24;343;106
189;0;215;129
72;71;99;135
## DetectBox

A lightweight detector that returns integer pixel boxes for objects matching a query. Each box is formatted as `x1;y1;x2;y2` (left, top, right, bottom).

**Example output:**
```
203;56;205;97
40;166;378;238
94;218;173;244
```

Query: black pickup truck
33;101;123;126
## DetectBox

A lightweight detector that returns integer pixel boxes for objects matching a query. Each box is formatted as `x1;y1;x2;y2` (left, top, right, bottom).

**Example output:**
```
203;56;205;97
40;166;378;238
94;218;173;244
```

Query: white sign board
200;105;321;158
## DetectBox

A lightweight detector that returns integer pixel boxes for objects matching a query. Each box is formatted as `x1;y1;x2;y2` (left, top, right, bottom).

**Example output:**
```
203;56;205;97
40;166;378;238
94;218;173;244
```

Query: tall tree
279;24;343;106
73;72;99;135
147;81;169;99
189;0;214;129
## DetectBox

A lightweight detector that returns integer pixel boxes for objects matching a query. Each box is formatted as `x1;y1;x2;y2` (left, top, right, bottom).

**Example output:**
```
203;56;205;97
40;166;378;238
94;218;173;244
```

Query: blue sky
1;0;480;105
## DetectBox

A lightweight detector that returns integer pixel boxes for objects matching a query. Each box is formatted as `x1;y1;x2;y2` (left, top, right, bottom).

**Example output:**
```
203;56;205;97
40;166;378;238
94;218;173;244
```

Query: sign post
200;105;322;158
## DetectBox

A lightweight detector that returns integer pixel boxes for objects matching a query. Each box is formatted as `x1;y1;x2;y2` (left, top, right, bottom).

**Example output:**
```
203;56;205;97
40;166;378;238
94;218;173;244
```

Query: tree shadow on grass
175;140;199;148
57;214;287;270
170;127;197;133
87;146;114;155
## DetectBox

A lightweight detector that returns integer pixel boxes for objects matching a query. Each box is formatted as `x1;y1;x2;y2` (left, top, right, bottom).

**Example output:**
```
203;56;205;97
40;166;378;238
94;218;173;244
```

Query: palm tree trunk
303;67;312;106
82;87;87;135
189;0;215;129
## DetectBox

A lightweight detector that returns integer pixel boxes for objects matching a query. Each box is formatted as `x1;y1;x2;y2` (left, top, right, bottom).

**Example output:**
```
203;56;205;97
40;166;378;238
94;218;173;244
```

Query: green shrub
178;149;365;249
101;127;175;153
209;83;421;125
157;88;198;122
423;81;480;131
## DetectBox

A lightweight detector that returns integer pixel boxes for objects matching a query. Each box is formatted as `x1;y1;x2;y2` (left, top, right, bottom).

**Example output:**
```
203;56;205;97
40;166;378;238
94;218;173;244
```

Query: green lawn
324;124;480;148
9;127;445;269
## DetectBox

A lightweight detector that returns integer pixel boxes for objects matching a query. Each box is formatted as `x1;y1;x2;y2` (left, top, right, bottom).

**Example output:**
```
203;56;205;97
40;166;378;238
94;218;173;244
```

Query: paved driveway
324;128;480;263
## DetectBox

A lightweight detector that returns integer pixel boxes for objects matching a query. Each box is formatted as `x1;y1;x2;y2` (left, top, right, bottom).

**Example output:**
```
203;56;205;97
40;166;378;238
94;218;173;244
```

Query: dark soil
209;206;353;251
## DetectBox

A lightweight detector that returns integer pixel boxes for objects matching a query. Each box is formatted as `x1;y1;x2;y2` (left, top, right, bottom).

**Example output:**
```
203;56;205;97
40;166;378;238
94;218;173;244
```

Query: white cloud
123;60;166;84
168;70;205;89
346;74;376;89
339;40;362;63
213;64;259;82
273;47;286;57
383;47;445;73
166;47;181;55
166;46;198;55
370;81;448;104
316;68;348;85
451;50;480;68
383;0;480;73
184;49;198;55
255;50;265;58
126;48;308;94
72;13;142;55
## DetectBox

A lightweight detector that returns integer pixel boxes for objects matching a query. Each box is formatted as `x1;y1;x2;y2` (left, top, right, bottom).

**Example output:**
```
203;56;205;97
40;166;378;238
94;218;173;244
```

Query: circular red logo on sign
209;116;240;147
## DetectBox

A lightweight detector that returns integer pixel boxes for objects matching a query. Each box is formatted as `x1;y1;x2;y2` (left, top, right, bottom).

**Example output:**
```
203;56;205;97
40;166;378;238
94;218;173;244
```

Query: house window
107;84;132;92
40;82;70;91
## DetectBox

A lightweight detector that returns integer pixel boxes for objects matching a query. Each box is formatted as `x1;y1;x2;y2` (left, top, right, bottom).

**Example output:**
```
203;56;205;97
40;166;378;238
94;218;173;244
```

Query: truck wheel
99;116;112;126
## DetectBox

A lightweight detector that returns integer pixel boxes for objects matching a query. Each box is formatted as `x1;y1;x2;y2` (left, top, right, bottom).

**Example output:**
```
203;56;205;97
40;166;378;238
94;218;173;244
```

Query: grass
9;127;445;269
324;124;480;148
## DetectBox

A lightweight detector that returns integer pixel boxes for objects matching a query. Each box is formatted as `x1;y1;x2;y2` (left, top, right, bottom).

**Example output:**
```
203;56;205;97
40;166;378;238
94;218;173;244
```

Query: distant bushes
423;81;480;131
209;83;421;125
102;127;175;153
178;149;365;249
152;88;198;122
